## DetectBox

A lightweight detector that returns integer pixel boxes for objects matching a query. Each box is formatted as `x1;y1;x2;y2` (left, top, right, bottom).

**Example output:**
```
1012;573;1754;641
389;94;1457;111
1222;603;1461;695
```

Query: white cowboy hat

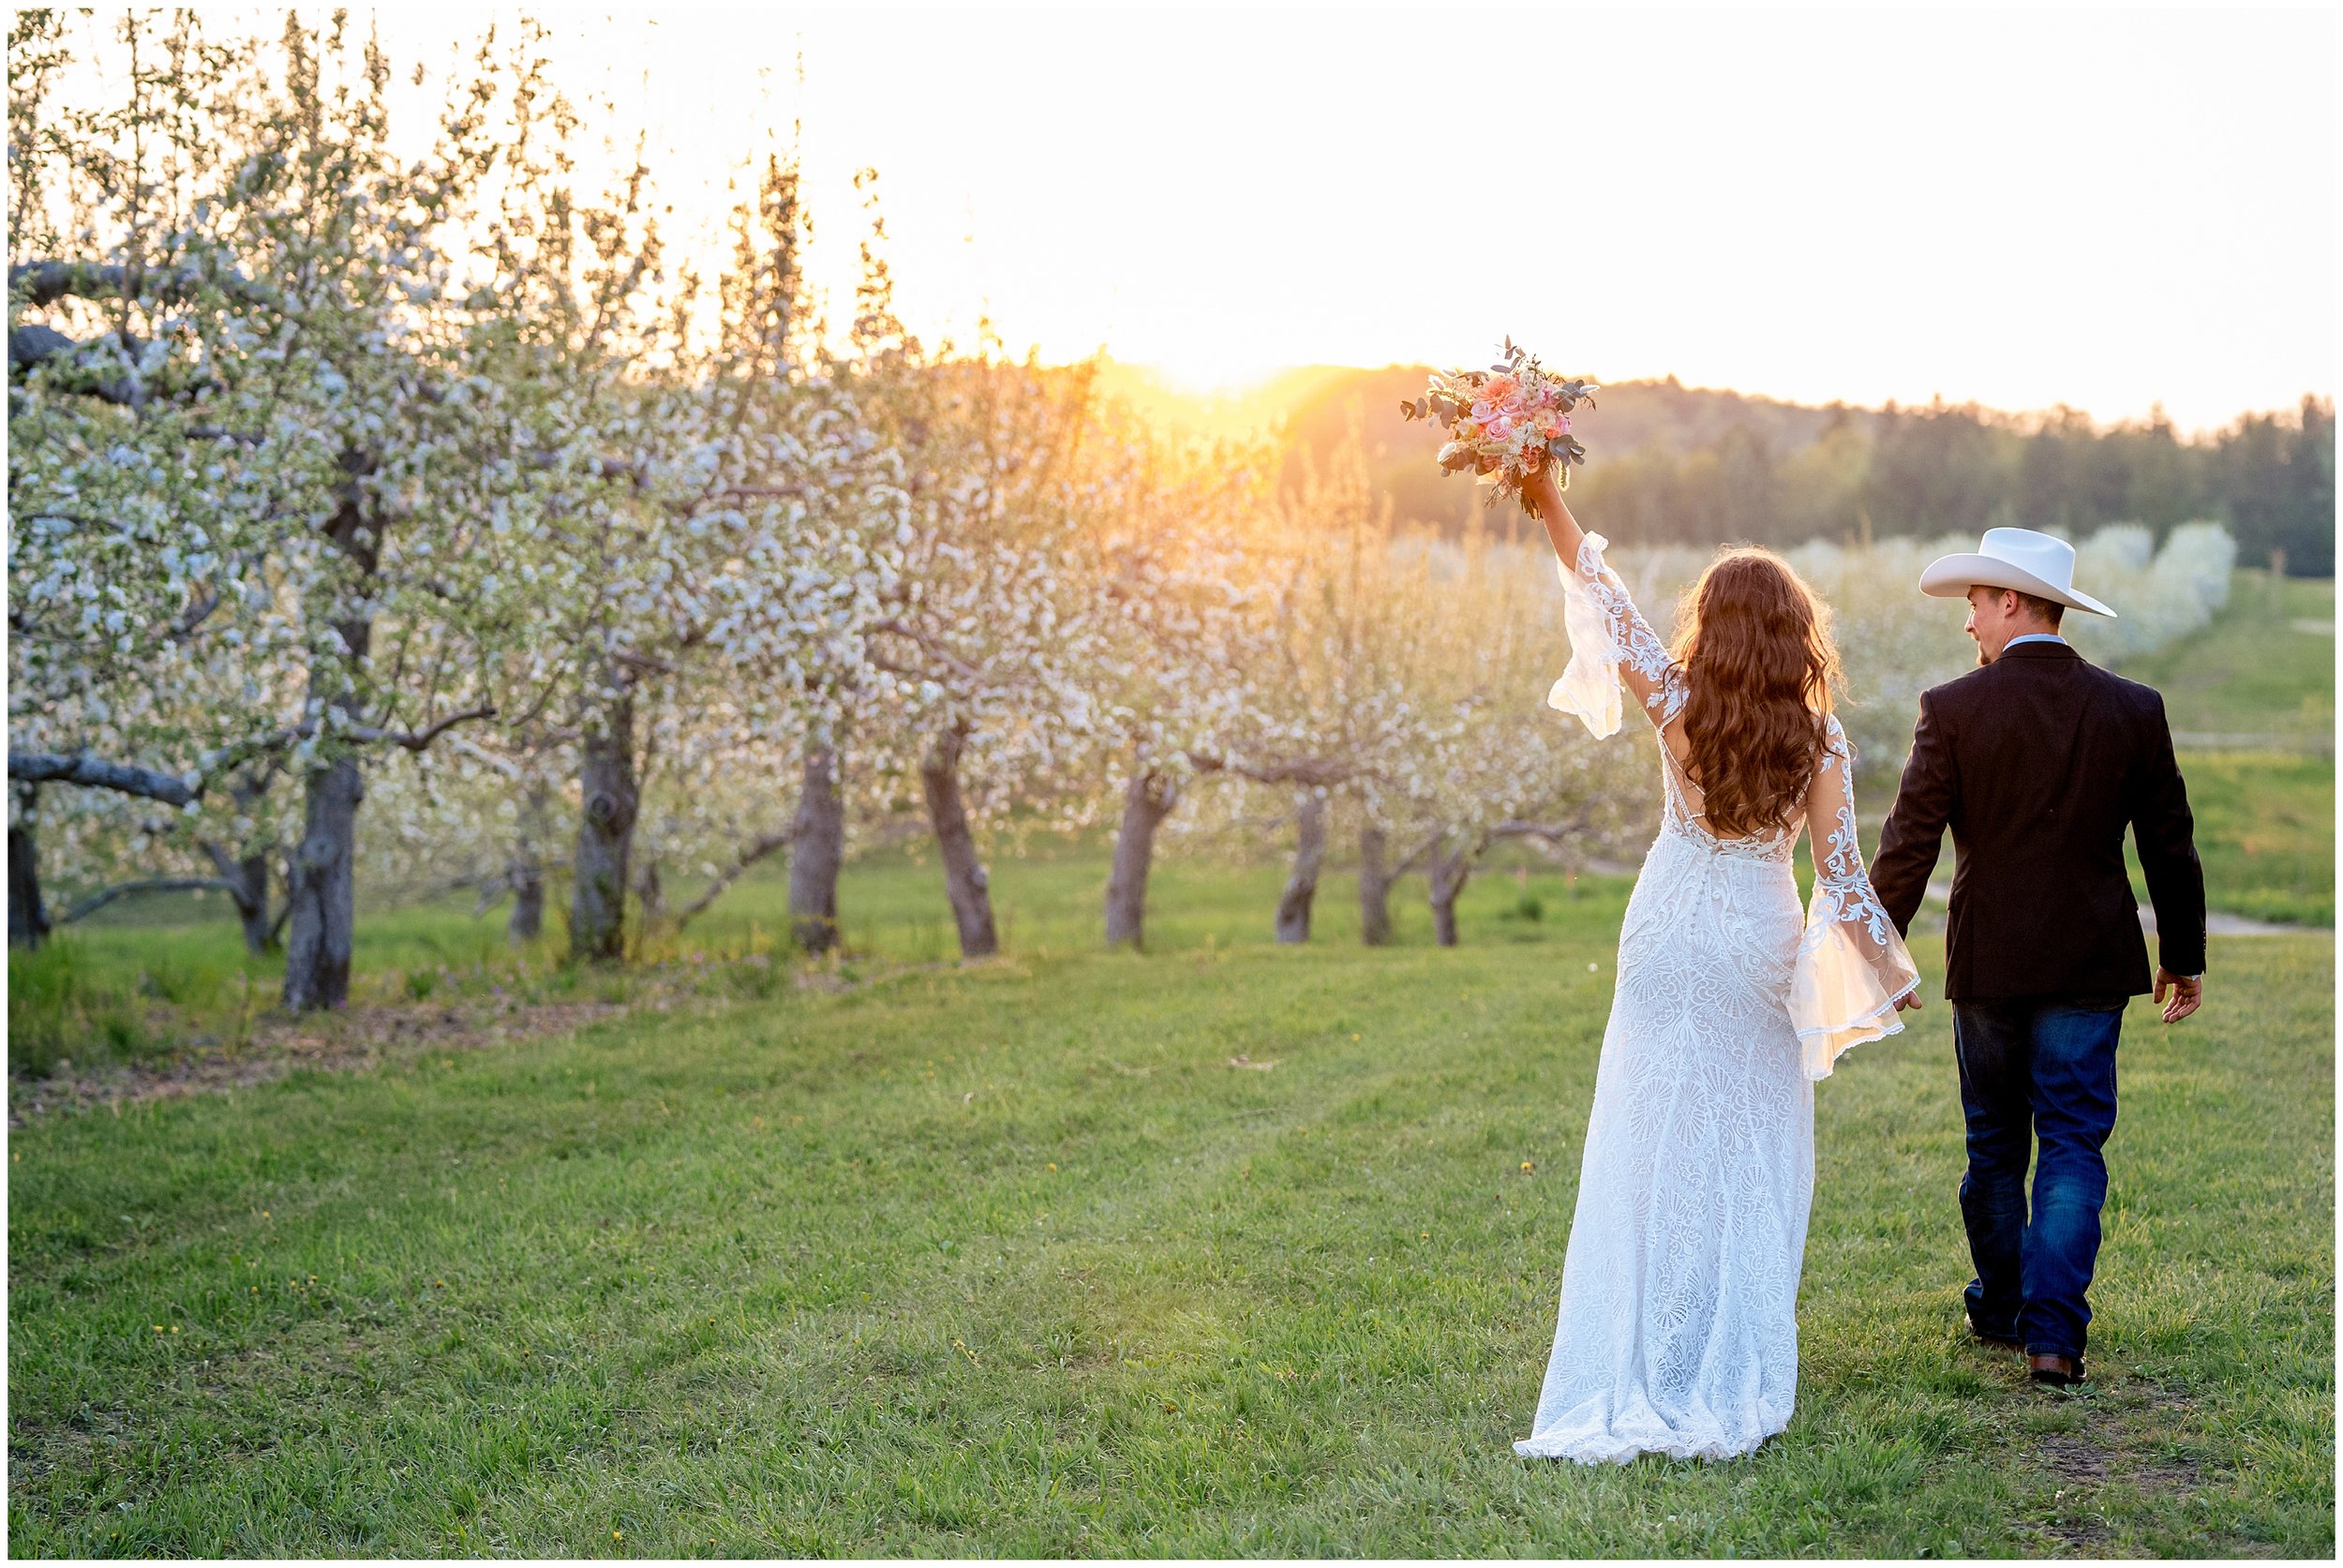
1918;527;2117;618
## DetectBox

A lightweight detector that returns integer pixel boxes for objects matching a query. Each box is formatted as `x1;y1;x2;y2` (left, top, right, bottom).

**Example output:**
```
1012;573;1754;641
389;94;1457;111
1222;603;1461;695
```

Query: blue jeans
1952;994;2127;1360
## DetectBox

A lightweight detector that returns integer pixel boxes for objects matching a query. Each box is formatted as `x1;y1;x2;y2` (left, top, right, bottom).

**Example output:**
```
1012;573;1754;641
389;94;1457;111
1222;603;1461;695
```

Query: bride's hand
1519;461;1564;519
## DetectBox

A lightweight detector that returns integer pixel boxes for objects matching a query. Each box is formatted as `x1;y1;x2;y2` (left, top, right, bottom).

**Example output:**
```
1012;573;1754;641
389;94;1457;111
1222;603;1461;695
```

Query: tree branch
670;827;794;933
1490;810;1594;846
609;649;679;679
373;705;499;754
7;752;197;805
10;259;284;311
62;876;236;924
1395;828;1447;878
1182;749;1361;790
870;618;988;685
521;446;649;488
169;584;222;641
7;322;142;404
7;321;78;373
443;734;523;781
201;704;498;775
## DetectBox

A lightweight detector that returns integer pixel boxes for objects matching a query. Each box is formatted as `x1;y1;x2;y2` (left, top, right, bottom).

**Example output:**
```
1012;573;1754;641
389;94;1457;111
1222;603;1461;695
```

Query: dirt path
7;994;635;1125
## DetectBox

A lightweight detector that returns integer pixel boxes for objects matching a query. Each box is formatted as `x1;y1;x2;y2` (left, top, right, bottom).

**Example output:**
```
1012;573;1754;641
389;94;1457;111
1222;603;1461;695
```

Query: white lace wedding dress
1515;533;1919;1465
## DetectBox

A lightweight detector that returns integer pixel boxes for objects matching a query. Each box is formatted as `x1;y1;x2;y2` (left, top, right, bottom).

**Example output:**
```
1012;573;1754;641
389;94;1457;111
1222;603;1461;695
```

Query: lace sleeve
1790;716;1921;1081
1546;530;1688;739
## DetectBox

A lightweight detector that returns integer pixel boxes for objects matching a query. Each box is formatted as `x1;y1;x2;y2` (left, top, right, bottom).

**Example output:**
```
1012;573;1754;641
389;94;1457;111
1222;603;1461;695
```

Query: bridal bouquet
1401;339;1596;510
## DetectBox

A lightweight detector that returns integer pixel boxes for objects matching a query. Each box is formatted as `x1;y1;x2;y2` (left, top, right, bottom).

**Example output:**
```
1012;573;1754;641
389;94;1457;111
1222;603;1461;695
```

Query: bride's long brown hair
1670;549;1843;837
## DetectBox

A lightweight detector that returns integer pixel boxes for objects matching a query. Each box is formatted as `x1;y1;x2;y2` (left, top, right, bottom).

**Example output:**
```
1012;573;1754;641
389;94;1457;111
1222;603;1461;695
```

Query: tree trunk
918;725;997;959
1105;769;1180;949
507;783;551;945
8;784;50;950
202;844;275;955
235;852;273;952
1275;789;1327;945
569;689;638;964
1358;824;1396;947
508;864;545;944
282;754;363;1009
1428;837;1473;948
202;769;278;954
634;857;664;923
283;458;383;1008
789;743;844;954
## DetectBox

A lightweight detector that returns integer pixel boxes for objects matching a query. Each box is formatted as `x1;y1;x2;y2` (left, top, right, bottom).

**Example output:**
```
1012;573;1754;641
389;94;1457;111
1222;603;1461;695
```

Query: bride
1512;463;1921;1465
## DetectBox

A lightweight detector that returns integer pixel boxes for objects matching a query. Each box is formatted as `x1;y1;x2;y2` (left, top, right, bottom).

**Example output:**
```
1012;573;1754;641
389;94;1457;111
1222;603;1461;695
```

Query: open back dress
1514;532;1919;1464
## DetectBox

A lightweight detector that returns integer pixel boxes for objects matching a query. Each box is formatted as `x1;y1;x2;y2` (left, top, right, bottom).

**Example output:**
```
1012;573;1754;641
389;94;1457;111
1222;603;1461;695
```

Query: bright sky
323;8;2343;429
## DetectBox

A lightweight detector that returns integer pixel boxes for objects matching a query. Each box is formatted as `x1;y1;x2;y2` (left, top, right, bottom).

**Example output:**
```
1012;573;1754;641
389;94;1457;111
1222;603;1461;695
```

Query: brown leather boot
2028;1352;2087;1386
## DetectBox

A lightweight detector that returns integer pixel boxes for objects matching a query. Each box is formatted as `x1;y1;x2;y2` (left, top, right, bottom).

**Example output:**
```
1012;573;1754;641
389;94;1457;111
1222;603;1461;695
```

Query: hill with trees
1264;367;2334;573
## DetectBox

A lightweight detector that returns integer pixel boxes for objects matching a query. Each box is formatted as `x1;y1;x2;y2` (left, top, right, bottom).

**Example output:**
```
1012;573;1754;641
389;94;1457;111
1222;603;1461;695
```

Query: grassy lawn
7;843;1629;1082
9;567;2332;1555
8;862;2331;1556
2129;751;2336;927
2121;569;2334;748
2107;570;2335;927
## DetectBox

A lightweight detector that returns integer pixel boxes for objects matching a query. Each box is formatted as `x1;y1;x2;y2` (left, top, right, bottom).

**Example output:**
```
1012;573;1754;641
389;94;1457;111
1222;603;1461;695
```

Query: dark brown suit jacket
1871;639;2205;1002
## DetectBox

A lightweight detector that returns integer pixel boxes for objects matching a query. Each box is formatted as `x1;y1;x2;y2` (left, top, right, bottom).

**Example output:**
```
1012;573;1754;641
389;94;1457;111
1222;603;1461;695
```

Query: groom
1870;527;2205;1389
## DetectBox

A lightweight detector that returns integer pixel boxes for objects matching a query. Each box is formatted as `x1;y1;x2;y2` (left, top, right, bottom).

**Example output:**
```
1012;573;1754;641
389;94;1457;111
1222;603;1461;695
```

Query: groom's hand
2154;968;2202;1023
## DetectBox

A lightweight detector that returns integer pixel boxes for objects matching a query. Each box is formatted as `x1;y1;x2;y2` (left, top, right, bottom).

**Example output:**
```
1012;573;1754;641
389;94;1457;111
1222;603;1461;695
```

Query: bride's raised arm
1522;466;1685;739
1790;716;1923;1079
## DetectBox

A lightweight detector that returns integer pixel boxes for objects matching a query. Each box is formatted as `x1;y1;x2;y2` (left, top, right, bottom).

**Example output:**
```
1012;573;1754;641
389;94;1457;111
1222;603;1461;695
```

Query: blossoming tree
7;12;515;1006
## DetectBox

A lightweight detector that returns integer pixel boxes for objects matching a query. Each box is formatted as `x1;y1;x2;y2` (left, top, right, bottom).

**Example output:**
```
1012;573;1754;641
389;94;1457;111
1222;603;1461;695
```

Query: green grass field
8;568;2333;1556
7;892;2331;1557
2122;570;2334;748
6;846;1633;1082
2135;751;2335;927
2114;569;2335;926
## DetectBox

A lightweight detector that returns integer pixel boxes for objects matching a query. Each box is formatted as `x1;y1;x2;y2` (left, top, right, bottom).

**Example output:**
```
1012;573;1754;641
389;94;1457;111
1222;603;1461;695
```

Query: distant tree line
1284;371;2336;575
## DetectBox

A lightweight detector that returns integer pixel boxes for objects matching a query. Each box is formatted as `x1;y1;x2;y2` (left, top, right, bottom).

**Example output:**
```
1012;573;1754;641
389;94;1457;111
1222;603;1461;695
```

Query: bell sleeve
1546;530;1687;739
1791;716;1922;1081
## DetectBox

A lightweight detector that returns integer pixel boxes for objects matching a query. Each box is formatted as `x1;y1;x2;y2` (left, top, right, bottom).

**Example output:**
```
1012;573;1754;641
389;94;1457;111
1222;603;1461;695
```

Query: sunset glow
305;6;2337;433
30;5;2337;427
